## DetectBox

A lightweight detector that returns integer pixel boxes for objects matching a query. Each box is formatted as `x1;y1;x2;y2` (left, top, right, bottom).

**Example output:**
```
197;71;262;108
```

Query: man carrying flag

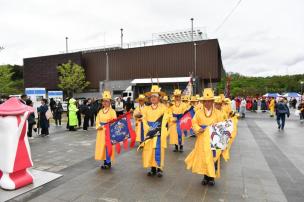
140;85;169;177
95;91;117;169
185;88;222;186
169;89;188;152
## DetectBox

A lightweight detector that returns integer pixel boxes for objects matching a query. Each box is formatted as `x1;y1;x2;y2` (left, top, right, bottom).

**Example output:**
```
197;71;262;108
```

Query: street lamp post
105;52;110;90
190;18;194;42
120;28;123;48
300;81;304;95
106;52;109;81
194;42;197;77
65;37;69;53
194;42;197;94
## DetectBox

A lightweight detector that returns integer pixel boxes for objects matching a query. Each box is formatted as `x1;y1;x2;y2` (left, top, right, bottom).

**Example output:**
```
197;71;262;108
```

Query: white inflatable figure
0;97;34;190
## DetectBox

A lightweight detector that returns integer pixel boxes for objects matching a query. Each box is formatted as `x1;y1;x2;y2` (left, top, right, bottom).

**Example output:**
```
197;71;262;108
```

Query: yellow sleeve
142;107;149;130
192;113;202;134
112;109;117;120
161;107;170;138
95;112;101;129
167;107;174;123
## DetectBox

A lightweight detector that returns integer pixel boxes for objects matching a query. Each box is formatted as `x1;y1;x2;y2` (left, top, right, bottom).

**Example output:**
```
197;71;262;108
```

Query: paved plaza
5;111;304;202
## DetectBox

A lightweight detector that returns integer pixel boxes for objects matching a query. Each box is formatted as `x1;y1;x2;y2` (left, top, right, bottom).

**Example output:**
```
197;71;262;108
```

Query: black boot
157;168;163;177
179;145;183;152
173;144;178;152
147;167;157;176
101;161;111;169
208;177;215;186
202;175;209;185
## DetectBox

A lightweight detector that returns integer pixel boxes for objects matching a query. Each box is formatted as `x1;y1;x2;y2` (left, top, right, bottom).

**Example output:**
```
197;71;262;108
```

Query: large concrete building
23;39;224;97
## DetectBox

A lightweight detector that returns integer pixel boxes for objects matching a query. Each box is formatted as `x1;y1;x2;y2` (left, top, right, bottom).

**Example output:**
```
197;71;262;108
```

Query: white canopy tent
282;92;301;97
263;93;281;97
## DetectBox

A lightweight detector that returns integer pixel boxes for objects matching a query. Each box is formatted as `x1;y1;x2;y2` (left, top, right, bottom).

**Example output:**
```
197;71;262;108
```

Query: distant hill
217;73;304;96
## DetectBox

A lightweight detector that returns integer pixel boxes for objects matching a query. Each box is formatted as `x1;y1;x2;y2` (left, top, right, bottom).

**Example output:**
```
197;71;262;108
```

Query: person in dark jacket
298;100;304;123
291;97;297;109
54;101;63;126
82;99;94;130
87;98;94;126
76;100;82;128
275;98;290;130
20;94;28;105
66;97;70;130
92;98;101;121
49;98;56;113
252;99;258;112
26;99;36;139
124;97;134;112
261;98;267;112
37;99;49;136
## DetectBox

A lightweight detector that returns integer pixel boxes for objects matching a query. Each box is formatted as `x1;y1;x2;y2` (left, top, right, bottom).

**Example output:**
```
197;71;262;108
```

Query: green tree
0;65;24;96
57;61;90;96
216;72;304;97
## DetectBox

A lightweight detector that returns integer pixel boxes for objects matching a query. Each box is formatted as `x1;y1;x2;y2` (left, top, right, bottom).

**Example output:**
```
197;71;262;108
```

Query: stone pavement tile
204;181;228;195
25;195;66;202
48;165;69;172
283;187;304;199
262;184;285;195
85;186;109;199
74;194;102;202
266;193;288;202
203;190;226;202
162;192;189;202
224;193;247;202
244;185;267;200
243;197;267;202
55;184;85;201
182;181;207;201
101;185;141;202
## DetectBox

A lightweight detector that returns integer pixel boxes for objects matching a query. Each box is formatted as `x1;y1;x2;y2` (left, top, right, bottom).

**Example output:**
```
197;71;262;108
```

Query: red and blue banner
103;112;136;157
179;106;195;131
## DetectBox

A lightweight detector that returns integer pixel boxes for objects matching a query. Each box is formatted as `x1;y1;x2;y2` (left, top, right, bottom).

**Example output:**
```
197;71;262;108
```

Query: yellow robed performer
214;96;238;161
185;88;222;186
222;115;238;161
190;96;199;111
269;97;275;117
169;89;188;152
140;85;169;177
134;94;148;143
182;95;191;107
195;94;203;111
188;95;199;137
95;91;117;169
162;95;169;108
214;96;228;121
223;98;234;118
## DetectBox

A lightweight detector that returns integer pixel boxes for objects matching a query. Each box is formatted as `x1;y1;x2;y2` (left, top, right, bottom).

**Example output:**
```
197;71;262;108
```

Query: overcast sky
0;0;303;76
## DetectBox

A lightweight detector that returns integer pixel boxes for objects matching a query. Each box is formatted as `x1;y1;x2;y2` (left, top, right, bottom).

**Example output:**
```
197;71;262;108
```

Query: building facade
23;39;224;96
